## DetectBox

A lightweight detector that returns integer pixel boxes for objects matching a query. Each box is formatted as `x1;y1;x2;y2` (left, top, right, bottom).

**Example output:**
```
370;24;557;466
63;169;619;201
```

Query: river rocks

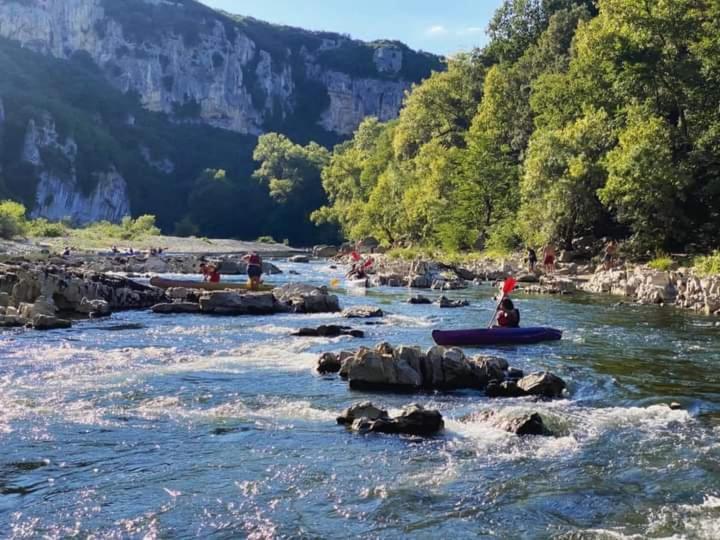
516;371;567;398
0;262;165;330
338;343;513;392
338;401;444;436
289;255;310;263
431;278;468;291
32;314;71;330
470;410;552;436
77;298;112;318
407;295;432;304
437;296;469;308
152;302;202;314
313;245;339;258
318;350;355;374
152;284;341;317
373;273;404;287
520;277;576;295
199;291;276;315
486;371;567;399
0;315;25;327
294;325;364;338
337;401;388;423
406;274;432;288
317;352;343;374
342;305;384;318
273;283;340;313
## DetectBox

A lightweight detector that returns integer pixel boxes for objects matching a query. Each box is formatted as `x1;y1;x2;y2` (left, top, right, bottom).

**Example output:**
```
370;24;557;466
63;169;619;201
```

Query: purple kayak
432;327;562;346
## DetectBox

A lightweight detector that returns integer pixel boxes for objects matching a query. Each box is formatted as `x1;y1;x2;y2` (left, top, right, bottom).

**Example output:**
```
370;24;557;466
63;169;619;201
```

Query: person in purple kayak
495;298;520;328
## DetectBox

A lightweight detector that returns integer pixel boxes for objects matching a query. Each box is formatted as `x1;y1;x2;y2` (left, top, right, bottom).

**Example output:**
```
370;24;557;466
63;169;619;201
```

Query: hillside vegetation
0;0;442;246
304;0;720;256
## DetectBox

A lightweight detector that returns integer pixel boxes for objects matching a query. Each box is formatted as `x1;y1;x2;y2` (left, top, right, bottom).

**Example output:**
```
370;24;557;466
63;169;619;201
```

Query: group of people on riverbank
526;240;619;274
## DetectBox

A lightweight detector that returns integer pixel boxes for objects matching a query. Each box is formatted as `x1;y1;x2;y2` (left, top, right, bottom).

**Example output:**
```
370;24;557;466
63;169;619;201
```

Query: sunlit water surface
2;261;720;538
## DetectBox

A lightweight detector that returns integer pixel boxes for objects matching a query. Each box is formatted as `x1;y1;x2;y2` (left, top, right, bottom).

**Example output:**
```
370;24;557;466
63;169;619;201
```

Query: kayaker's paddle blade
502;277;518;296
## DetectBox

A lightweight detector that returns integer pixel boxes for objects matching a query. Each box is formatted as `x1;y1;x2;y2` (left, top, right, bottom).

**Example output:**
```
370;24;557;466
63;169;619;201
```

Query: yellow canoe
149;276;274;292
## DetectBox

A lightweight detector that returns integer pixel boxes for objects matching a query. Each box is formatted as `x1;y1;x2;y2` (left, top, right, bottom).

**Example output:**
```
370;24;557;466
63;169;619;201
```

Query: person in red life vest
207;264;221;283
199;262;210;282
243;251;263;290
495;297;520;328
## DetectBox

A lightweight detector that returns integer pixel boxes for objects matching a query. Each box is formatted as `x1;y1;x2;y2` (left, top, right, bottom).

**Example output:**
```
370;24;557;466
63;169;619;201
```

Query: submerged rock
294;325;364;338
338;401;444;436
471;410;553;436
437;296;469;308
289;255;310;263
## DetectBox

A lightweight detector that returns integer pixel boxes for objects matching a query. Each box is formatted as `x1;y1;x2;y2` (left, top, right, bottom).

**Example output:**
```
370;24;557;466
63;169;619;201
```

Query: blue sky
200;0;504;55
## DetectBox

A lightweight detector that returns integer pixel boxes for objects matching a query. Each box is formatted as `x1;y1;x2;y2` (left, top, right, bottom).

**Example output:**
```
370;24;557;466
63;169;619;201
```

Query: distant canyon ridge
0;0;442;232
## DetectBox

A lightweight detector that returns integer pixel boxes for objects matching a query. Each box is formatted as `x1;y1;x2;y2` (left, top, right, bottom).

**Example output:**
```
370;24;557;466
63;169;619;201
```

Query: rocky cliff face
21;113;131;224
0;0;432;136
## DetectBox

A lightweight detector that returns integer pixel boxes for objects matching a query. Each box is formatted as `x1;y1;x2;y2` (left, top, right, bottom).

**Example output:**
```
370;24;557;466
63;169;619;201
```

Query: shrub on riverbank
648;255;674;272
0;200;27;239
694;252;720;276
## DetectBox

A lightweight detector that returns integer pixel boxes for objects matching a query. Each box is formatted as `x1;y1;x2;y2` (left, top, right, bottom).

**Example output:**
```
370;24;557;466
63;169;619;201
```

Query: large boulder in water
351;404;444;436
338;402;444;437
517;371;567;398
341;343;509;392
342;305;384;318
273;283;340;313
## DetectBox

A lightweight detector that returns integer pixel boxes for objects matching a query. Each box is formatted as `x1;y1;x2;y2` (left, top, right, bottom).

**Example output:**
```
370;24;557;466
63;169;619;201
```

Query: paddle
487;277;518;328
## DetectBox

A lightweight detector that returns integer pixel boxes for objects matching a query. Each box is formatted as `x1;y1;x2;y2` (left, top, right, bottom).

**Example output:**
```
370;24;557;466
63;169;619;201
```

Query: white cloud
426;25;448;36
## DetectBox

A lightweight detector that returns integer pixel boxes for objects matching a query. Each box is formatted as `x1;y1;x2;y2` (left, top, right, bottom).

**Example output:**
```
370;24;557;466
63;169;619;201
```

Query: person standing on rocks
527;247;538;273
243;252;263;290
603;240;618;271
542;244;556;274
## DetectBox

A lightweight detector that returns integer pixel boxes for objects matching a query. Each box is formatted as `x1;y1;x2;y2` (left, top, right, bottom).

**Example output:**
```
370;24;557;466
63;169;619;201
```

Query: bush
79;215;160;241
694;251;720;276
485;218;521;255
648;254;674;272
27;218;68;238
256;235;276;244
0;200;27;239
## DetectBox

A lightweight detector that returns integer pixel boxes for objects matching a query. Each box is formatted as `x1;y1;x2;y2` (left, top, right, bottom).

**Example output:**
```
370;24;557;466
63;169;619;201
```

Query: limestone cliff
21;113;131;224
0;0;441;136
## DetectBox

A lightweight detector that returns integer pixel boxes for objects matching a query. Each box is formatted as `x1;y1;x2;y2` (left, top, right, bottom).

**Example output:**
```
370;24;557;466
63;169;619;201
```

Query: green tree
392;53;486;160
520;108;614;247
600;107;689;251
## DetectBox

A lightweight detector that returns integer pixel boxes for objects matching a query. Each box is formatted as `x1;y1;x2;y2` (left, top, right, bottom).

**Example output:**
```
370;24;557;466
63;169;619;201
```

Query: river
1;261;719;538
